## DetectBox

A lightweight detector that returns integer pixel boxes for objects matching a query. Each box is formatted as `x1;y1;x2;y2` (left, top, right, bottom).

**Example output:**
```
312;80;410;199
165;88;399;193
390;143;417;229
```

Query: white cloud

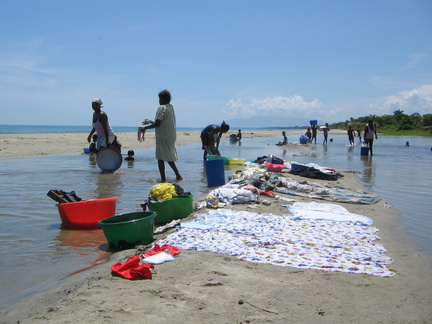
382;84;432;115
397;53;428;72
224;95;323;118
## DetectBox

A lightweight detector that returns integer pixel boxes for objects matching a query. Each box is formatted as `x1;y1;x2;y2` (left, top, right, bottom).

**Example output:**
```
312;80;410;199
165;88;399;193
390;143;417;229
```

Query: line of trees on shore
329;110;432;135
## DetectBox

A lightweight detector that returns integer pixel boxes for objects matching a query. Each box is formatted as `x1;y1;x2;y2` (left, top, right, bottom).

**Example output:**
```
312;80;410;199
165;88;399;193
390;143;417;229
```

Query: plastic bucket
205;159;225;187
299;136;308;144
148;195;194;224
206;155;230;165
57;197;118;229
206;155;224;160
98;211;157;250
228;158;245;165
361;146;369;156
265;162;284;172
222;157;230;165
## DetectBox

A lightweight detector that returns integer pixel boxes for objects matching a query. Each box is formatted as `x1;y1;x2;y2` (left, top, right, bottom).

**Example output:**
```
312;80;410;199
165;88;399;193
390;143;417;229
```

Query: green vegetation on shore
329;110;432;136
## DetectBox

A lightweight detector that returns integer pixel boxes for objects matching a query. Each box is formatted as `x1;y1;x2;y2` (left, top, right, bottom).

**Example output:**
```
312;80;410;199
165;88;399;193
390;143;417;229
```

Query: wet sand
1;130;431;323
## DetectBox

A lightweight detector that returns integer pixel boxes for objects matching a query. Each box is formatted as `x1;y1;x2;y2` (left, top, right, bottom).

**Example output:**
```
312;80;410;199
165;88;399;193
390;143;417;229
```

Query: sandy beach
1;130;431;323
0;129;303;159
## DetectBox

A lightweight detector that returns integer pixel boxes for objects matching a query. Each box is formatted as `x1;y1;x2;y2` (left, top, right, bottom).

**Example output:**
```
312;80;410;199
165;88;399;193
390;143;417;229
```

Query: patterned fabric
159;209;395;277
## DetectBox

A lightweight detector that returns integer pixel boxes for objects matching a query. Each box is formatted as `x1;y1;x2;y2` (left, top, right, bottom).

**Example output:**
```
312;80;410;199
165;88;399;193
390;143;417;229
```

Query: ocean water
0;131;431;309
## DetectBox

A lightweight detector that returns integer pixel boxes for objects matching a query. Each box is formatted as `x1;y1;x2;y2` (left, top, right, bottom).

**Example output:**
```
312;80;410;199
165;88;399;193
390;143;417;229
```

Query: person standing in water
138;90;183;182
322;123;330;145
236;129;242;141
311;124;318;144
87;98;121;152
364;119;378;156
347;125;355;146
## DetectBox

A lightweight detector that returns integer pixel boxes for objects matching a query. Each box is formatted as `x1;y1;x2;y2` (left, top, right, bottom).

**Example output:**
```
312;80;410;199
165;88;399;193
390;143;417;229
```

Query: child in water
125;150;135;161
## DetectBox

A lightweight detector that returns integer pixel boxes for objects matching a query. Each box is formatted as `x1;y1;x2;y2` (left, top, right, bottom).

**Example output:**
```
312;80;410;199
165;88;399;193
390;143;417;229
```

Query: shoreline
0;129;347;159
1;130;431;323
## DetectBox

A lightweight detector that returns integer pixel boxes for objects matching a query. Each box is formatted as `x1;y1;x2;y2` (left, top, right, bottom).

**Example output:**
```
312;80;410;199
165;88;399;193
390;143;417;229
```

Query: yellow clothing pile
149;183;178;201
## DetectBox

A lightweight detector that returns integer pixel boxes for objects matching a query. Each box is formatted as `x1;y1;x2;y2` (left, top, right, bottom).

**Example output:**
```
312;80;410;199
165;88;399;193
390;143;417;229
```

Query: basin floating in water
57;197;118;229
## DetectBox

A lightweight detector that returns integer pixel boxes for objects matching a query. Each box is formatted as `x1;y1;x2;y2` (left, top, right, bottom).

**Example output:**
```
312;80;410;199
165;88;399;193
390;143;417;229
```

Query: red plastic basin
57;197;118;229
265;162;284;172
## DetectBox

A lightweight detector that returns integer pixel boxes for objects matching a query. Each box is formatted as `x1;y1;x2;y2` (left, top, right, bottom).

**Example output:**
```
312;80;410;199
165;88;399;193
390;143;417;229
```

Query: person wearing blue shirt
200;121;230;161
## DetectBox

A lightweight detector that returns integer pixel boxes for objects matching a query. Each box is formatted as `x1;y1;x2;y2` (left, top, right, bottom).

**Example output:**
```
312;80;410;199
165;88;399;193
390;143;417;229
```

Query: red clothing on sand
111;256;154;280
141;244;181;258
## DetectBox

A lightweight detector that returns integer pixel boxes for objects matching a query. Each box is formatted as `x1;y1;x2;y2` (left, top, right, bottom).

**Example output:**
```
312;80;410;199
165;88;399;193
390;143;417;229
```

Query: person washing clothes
276;131;288;145
305;128;312;142
87;98;121;152
200;121;230;161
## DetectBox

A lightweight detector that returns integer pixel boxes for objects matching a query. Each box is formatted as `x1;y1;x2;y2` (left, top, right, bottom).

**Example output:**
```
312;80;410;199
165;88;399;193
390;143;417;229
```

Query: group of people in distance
276;120;378;156
87;91;380;181
302;124;320;144
87;90;230;182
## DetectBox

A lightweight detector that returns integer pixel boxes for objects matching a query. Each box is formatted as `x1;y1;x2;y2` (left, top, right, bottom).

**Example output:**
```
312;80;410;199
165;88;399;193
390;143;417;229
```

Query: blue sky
1;1;431;128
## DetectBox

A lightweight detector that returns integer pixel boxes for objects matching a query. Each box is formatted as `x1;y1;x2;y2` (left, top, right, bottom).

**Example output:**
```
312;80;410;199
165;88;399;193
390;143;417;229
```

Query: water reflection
55;229;107;250
95;171;125;200
88;154;97;168
360;155;375;186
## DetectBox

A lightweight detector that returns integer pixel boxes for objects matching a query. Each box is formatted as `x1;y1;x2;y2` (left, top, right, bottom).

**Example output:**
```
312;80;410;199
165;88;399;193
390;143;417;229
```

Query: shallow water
0;134;431;309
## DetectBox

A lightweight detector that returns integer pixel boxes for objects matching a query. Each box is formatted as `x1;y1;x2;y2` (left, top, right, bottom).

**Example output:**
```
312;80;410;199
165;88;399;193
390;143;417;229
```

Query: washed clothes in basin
57;197;118;229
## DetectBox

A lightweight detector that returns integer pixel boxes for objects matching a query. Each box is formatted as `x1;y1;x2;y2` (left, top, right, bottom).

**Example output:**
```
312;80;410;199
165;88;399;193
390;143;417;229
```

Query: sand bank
0;129;345;159
1;130;431;323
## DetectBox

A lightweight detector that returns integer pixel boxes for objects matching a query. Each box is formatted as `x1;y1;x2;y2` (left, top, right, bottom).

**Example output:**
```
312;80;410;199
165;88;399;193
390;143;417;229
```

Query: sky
0;1;431;128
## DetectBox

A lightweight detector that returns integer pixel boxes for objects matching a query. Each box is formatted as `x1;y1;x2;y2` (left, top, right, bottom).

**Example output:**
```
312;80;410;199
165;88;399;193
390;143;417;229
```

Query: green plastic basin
98;211;156;250
148;195;194;224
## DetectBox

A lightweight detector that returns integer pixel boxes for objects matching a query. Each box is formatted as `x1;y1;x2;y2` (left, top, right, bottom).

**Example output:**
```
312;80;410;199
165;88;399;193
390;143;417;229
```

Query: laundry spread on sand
208;183;259;205
230;168;381;205
229;165;381;205
158;209;395;277
275;181;381;204
284;202;374;225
